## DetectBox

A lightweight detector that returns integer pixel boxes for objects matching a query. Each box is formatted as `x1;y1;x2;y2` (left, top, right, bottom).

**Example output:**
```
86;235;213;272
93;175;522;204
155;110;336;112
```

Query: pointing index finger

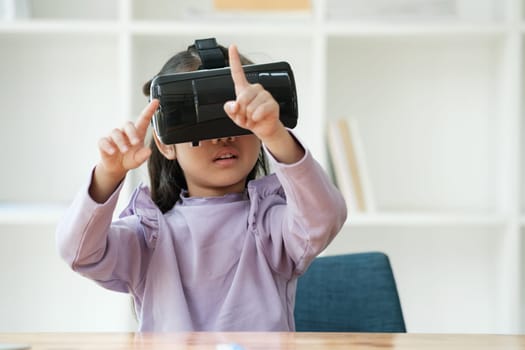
229;44;249;94
135;99;159;138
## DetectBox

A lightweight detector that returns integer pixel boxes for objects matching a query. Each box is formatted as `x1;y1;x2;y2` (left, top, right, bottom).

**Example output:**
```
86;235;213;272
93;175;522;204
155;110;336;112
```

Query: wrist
258;123;288;146
89;164;126;204
95;162;127;184
262;127;305;164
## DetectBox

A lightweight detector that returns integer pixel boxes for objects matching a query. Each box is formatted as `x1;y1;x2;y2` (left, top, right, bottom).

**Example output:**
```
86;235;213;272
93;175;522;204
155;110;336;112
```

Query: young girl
56;42;347;331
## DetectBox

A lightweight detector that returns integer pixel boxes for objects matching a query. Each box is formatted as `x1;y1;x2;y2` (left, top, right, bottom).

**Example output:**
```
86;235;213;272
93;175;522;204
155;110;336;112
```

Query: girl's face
174;134;261;197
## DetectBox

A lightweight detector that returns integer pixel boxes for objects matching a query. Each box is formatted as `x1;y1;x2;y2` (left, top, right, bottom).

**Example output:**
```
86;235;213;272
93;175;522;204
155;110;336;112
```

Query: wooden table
0;332;524;350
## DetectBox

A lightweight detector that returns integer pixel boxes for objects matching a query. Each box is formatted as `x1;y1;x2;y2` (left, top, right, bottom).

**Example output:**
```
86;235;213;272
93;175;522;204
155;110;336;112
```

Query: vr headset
150;38;298;145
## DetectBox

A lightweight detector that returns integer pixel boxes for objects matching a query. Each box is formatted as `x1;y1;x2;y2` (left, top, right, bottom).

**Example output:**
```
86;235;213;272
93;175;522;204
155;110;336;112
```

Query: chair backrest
294;251;406;332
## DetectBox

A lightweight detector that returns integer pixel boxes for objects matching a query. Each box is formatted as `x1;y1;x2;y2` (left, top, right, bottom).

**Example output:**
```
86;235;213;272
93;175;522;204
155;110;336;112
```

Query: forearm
261;125;305;164
57;173;122;268
269;141;347;271
89;163;126;204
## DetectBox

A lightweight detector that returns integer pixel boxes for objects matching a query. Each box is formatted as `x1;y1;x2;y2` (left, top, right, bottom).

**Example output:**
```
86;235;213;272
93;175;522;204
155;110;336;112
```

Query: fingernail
226;101;235;113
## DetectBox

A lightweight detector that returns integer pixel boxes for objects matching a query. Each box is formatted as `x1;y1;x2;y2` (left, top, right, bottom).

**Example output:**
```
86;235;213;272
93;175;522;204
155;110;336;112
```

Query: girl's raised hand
224;44;305;164
97;99;159;179
224;45;282;141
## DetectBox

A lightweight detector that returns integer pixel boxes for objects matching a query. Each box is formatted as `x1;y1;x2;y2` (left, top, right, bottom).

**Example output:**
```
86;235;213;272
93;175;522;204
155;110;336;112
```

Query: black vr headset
150;38;298;145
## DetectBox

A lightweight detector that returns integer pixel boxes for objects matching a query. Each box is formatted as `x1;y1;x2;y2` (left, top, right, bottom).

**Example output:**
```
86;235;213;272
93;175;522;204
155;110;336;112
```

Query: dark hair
142;44;269;213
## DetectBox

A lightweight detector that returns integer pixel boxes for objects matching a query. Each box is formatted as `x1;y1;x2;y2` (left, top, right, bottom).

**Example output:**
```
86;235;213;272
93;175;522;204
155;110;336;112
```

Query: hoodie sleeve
56;170;159;293
248;131;347;278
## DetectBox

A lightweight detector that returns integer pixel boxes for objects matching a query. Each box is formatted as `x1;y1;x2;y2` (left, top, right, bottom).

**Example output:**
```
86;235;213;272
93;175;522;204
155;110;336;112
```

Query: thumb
224;101;238;117
134;146;152;165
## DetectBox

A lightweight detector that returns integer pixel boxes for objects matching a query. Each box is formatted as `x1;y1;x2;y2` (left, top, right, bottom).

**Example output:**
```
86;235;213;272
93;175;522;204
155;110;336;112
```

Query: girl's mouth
215;153;236;161
213;152;238;166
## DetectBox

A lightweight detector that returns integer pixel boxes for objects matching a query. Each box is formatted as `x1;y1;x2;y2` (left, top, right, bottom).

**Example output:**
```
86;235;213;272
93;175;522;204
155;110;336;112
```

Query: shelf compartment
0;224;136;331
324;225;505;333
26;0;118;20
326;35;506;213
0;33;119;204
325;0;507;22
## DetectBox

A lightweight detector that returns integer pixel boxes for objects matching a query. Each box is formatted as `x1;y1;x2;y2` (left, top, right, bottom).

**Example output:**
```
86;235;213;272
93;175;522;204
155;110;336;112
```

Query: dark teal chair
294;252;406;332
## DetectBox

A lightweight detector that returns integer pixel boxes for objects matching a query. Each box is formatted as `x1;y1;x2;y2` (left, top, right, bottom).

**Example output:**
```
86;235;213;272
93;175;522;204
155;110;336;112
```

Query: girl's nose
211;136;237;145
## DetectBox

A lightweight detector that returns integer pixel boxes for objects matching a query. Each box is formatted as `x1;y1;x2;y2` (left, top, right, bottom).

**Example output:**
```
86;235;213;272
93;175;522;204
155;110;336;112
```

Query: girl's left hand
223;44;283;142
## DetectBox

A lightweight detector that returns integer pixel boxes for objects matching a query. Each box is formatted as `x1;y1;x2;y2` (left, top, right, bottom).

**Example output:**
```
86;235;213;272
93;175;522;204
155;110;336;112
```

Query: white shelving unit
0;0;522;333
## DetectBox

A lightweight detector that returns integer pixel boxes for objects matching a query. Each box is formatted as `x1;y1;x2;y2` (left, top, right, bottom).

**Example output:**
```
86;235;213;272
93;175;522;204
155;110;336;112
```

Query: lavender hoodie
56;144;347;331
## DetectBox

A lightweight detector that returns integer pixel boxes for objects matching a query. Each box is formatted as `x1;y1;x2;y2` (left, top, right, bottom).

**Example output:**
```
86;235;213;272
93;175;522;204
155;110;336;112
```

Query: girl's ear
152;131;176;160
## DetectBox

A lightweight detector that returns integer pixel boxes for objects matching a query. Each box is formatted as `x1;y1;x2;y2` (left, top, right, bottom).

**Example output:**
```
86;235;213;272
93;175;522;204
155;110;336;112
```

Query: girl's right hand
89;99;159;203
96;99;159;180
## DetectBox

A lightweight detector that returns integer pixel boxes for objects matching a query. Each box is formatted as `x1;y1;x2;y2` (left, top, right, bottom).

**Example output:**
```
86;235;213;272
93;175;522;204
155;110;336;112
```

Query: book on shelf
185;0;311;21
214;0;311;11
327;118;376;213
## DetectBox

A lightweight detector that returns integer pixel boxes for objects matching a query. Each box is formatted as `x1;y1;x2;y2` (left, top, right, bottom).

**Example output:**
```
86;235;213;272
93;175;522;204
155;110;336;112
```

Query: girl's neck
185;182;247;198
